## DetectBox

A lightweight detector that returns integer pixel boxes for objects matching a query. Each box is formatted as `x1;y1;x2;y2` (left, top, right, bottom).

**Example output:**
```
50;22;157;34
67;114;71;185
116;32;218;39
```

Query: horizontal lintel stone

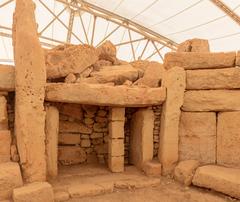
164;52;236;70
45;83;166;107
183;90;240;112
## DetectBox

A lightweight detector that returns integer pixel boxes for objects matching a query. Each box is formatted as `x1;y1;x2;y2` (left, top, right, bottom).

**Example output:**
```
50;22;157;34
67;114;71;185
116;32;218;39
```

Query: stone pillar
45;106;59;178
130;108;154;170
158;67;186;175
108;107;125;172
13;0;47;182
0;96;8;130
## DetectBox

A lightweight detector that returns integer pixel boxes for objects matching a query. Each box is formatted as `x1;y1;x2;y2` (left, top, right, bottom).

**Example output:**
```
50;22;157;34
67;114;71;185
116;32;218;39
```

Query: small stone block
143;160;162;176
109;107;125;121
108;139;124;156
109;121;124;139
108;156;124;173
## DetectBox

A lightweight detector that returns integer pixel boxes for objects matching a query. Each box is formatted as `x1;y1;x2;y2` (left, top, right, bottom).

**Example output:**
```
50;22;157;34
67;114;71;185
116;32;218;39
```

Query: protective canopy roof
0;0;240;64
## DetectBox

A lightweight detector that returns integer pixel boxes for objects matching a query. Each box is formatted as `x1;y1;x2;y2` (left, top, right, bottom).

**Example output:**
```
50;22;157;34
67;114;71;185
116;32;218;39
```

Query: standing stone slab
0;96;8;130
164;52;236;70
193;165;240;199
0;65;15;91
183;90;240;111
158;67;186;175
236;51;240;66
0;130;11;163
45;106;59;178
177;39;210;53
13;0;47;182
179;112;216;164
217;112;240;168
186;67;240;90
130;108;154;170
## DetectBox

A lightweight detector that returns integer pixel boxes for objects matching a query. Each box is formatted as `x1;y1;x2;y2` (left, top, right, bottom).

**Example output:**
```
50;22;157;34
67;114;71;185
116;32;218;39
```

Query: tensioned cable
51;0;56;45
165;4;240;36
209;31;240;41
150;0;204;27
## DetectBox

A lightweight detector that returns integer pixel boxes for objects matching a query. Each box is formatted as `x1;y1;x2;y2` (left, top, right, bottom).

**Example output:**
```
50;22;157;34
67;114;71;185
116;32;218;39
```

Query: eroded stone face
177;39;210;53
0;130;11;163
236;51;240;66
97;40;117;63
179;112;216;164
217;112;240;169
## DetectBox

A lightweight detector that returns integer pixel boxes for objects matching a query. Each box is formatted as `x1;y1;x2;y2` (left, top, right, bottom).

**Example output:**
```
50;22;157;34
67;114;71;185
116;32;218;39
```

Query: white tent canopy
0;0;239;64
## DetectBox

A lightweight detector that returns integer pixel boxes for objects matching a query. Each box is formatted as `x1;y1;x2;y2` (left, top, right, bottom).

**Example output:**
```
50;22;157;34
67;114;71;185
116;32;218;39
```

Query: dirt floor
51;164;240;202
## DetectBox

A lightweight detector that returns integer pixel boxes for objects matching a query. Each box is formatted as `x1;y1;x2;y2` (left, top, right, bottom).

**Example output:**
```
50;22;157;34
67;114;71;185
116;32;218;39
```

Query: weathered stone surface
0;65;15;91
217;112;240;168
186;67;240;90
109;121;124;139
158;67;186;175
80;139;91;148
134;62;165;87
174;160;200;186
68;182;113;198
54;191;69;202
192;165;240;199
60;103;83;120
58;146;86;165
97;41;116;63
143;160;162;176
45;44;98;79
183;90;240;111
13;0;46;182
236;51;240;66
179;112;216;164
45;106;59;178
177;39;210;53
109;107;125;121
130;108;154;170
108;156;124;173
59;133;80;145
46;83;166;107
0;130;11;163
64;73;76;83
13;182;54;202
0;162;23;199
59;121;92;134
164;52;236;70
89;65;140;85
0;96;8;130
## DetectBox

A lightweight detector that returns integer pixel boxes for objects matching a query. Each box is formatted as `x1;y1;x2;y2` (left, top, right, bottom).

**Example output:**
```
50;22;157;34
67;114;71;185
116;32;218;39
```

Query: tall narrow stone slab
130;108;154;170
179;112;216;164
45;106;59;178
0;130;11;163
13;0;47;182
158;67;186;175
236;51;240;66
0;96;8;130
0;65;15;91
217;112;240;168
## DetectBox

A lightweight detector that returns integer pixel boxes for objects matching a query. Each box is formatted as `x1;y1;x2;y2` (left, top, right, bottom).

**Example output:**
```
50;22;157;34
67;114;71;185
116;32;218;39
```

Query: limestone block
64;73;76;83
108;139;124;157
45;106;59;178
0;162;23;199
0;65;15;91
90;64;140;85
108;156;124;172
179;112;216;164
45;44;99;79
94;143;108;154
130;108;154;170
174;160;200;186
80;139;91;147
58;146;86;165
45;83;166;107
217;112;240;168
54;191;69;202
13;0;47;182
0;96;8;130
109;121;124;139
143;160;162;176
236;51;240;66
192;165;240;199
59;121;92;134
90;132;103;139
13;182;54;202
58;133;80;145
158;67;186;175
135;62;165;87
186;67;240;90
183;90;240;111
82;105;98;116
109;107;125;121
60;104;83;120
177;39;209;53
164;52;236;70
97;40;116;63
0;130;11;163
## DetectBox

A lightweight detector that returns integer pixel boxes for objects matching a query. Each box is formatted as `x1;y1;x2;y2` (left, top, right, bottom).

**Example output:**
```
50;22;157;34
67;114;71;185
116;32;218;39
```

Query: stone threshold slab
45;83;166;107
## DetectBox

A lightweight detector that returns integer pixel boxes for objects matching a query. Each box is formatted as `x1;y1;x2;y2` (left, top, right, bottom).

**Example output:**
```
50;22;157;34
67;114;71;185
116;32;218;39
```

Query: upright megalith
13;0;47;182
